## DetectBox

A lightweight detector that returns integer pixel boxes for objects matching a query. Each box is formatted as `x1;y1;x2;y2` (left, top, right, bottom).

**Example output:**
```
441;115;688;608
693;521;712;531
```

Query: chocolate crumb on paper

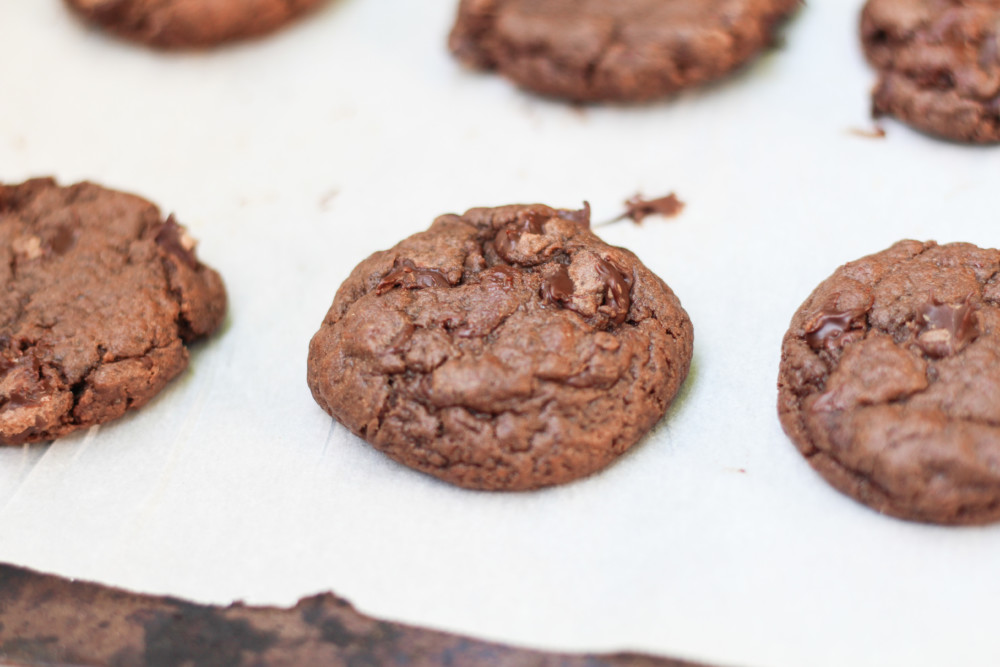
598;193;685;227
0;563;714;667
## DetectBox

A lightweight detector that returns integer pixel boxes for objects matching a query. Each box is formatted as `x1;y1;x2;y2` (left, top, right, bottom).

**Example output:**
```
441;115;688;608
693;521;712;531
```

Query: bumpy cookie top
861;0;1000;142
308;204;693;490
0;179;227;445
63;0;324;49
449;0;801;102
778;240;1000;524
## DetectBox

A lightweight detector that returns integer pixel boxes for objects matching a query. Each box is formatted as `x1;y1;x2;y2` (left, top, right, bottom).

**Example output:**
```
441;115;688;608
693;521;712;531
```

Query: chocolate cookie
1;179;226;445
307;204;693;490
63;0;324;49
861;0;1000;143
778;240;1000;524
448;0;801;102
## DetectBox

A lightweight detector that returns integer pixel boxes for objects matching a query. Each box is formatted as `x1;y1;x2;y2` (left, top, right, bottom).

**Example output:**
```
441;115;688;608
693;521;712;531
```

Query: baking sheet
2;2;1000;666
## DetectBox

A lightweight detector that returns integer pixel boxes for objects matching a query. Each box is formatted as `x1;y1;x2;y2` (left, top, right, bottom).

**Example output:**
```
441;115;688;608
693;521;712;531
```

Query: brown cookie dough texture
449;0;801;102
778;240;1000;524
63;0;324;49
307;204;693;490
0;179;226;446
861;0;1000;142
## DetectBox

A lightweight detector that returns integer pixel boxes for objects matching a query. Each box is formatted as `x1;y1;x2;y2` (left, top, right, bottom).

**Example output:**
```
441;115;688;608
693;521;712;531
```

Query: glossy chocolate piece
916;298;979;358
376;258;451;295
805;309;865;351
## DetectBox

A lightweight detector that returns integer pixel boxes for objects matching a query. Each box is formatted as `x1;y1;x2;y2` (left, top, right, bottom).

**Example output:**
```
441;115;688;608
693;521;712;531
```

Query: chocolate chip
916;298;978;358
595;257;632;325
375;259;450;296
805;309;866;351
539;265;574;305
540;258;632;326
555;202;591;227
520;211;547;235
492;229;520;261
492;210;552;262
482;265;519;288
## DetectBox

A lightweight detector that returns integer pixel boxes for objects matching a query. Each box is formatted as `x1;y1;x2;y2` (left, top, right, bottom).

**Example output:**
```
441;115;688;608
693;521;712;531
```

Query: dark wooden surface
0;563;714;667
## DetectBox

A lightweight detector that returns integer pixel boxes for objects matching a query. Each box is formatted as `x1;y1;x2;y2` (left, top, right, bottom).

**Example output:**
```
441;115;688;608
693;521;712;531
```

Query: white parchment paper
2;2;1000;666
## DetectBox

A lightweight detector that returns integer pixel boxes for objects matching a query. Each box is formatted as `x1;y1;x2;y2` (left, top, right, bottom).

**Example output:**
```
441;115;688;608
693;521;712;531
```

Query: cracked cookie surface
448;0;801;102
0;179;226;445
307;204;693;490
63;0;324;49
861;0;1000;142
778;240;1000;524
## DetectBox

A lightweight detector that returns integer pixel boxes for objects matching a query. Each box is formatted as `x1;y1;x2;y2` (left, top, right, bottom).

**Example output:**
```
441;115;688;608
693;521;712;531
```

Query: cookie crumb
848;125;887;139
598;193;685;227
319;188;340;211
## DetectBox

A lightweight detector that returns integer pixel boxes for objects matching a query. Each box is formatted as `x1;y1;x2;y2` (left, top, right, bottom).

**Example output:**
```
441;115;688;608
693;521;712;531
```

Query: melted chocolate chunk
492;210;552;261
493;230;519;260
916;298;979;358
805;309;866;351
541;259;632;326
556;202;591;227
155;215;198;269
540;265;575;305
375;259;450;296
521;211;547;235
482;264;519;288
595;257;632;325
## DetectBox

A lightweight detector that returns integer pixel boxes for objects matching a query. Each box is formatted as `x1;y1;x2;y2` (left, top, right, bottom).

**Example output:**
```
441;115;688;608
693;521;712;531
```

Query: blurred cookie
63;0;324;49
449;0;800;102
307;203;693;490
778;240;1000;524
0;178;226;445
861;0;1000;142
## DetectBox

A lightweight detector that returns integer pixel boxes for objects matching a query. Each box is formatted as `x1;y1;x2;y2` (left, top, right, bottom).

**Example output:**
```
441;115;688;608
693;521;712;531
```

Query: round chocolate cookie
778;240;1000;524
861;0;1000;143
0;179;227;445
307;204;693;490
448;0;800;102
63;0;324;49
